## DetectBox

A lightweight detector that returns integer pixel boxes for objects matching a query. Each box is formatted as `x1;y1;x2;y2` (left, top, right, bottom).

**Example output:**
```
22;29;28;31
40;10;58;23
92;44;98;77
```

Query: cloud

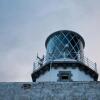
0;0;100;81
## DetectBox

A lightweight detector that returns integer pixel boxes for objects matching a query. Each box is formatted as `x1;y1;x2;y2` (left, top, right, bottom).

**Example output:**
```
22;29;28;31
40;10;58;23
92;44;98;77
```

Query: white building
31;30;98;82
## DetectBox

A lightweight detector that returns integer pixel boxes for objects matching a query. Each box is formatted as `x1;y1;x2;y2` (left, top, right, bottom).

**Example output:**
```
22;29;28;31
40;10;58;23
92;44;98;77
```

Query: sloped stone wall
0;82;100;100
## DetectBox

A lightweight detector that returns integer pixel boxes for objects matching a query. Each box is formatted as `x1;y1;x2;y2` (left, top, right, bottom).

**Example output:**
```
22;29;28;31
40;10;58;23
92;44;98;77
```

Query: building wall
36;67;93;82
0;82;100;100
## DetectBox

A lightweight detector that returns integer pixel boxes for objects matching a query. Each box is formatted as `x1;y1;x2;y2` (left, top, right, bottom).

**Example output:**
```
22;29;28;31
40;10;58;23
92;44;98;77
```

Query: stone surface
0;82;100;100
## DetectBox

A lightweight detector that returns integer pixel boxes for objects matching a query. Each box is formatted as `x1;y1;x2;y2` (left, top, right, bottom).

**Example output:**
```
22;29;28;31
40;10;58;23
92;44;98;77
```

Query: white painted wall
36;67;93;82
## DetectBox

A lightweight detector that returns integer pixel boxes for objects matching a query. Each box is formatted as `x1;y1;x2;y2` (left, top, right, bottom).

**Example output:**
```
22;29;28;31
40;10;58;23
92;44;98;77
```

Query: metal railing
33;53;97;72
77;56;97;72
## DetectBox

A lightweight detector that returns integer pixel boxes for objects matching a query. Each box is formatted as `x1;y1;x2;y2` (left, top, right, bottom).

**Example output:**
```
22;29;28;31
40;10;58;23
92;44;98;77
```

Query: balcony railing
33;53;97;72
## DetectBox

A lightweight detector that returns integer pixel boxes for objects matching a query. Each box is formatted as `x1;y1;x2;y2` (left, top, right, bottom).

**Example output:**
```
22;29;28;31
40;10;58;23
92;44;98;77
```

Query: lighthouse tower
31;30;98;82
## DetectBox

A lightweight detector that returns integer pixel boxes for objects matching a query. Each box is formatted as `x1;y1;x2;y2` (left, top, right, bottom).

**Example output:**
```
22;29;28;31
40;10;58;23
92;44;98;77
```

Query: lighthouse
31;30;98;82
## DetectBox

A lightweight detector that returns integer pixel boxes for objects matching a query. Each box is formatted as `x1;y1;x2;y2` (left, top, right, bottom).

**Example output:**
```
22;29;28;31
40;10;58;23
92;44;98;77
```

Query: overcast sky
0;0;100;81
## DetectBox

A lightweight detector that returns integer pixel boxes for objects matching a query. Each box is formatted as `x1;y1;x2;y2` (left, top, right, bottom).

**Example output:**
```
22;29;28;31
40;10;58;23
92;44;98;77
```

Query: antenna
36;53;44;67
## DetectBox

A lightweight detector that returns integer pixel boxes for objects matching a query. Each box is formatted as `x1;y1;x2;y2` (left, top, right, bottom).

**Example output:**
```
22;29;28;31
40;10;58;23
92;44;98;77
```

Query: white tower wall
36;67;93;82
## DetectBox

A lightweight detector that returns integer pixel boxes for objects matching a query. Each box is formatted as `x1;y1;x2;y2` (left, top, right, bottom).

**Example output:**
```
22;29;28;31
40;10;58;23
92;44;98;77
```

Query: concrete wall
0;82;100;100
37;67;93;82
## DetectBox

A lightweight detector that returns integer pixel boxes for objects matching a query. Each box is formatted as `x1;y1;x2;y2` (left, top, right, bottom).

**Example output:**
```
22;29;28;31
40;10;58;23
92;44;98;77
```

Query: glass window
58;43;64;52
57;71;72;82
58;33;65;40
62;38;68;45
46;32;84;61
70;39;76;47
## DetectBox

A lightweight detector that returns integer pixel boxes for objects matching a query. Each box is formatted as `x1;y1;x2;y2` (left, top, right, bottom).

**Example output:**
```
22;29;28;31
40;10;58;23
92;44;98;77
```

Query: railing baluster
33;52;97;72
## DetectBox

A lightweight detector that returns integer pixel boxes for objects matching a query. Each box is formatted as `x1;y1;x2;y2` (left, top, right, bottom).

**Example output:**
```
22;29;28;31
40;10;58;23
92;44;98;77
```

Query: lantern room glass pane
46;31;84;61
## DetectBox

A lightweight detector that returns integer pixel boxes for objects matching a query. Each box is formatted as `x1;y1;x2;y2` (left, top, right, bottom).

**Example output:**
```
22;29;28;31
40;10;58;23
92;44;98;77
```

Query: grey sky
0;0;100;81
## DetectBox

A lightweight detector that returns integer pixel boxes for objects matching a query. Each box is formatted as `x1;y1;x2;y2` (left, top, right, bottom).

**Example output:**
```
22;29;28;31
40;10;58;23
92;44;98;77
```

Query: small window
22;84;31;89
61;75;69;80
57;71;72;82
